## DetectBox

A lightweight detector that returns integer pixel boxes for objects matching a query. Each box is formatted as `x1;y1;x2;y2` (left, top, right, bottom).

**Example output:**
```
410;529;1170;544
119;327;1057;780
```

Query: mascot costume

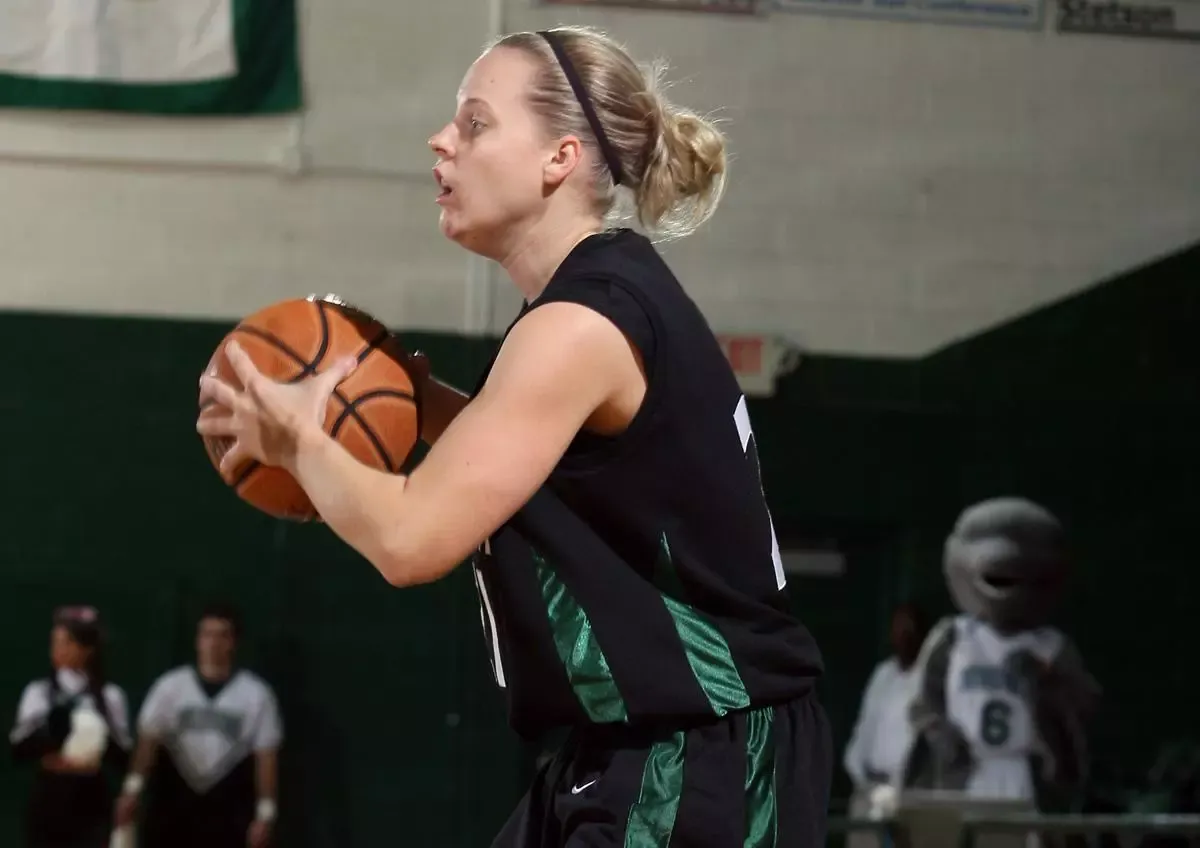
901;497;1100;811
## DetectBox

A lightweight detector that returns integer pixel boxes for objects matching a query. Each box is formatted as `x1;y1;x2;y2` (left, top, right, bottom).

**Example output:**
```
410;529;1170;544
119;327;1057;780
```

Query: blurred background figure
843;602;930;846
114;603;281;848
8;606;131;848
902;499;1098;816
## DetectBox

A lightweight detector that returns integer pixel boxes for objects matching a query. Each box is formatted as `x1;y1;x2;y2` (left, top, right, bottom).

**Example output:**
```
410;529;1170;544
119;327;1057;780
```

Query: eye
469;116;486;133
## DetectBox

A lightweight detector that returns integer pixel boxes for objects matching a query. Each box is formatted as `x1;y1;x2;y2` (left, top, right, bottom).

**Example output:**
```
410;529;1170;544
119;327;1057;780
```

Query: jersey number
980;699;1012;747
733;395;786;590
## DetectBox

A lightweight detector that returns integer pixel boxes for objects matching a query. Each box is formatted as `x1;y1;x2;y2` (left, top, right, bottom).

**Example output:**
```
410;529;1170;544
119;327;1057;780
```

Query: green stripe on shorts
624;731;687;847
743;706;778;848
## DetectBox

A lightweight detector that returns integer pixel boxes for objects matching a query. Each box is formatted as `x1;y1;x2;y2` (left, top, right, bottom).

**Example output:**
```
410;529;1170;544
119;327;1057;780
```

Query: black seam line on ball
328;390;415;474
233;460;261;490
231;322;397;473
233;326;319;383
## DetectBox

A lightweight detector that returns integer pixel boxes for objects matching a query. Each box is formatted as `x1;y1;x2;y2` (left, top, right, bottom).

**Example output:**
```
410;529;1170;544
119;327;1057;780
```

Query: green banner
0;0;302;115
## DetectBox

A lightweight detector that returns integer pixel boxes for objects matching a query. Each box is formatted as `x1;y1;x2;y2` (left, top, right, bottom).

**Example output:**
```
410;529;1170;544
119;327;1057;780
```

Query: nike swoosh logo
571;779;598;795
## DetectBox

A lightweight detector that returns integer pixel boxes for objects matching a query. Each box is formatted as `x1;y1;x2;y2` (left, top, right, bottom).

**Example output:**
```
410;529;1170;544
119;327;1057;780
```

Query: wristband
122;774;144;797
256;798;277;822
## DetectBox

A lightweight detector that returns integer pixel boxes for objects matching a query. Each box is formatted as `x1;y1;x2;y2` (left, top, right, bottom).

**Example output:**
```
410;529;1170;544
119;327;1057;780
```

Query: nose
428;123;454;159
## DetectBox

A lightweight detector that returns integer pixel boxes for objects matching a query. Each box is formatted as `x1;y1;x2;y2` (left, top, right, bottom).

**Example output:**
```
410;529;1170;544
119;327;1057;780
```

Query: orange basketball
198;294;420;521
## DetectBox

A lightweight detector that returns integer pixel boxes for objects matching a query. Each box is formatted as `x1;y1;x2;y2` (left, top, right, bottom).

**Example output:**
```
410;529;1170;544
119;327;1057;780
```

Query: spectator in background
114;603;282;848
843;603;930;837
9;606;132;848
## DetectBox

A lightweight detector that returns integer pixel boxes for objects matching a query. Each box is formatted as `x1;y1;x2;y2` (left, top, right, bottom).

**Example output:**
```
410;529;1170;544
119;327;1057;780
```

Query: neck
496;210;604;302
198;661;231;681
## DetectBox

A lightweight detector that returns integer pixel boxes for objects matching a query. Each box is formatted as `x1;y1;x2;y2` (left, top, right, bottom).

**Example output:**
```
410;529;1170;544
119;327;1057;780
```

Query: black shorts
140;812;252;848
23;823;110;848
493;692;832;848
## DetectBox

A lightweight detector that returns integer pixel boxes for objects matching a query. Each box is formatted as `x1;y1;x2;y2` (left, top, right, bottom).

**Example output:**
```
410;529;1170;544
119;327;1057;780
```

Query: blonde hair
492;26;727;242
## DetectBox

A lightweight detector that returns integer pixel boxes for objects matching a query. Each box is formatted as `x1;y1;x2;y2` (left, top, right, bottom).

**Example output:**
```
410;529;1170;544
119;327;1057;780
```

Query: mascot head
943;497;1068;633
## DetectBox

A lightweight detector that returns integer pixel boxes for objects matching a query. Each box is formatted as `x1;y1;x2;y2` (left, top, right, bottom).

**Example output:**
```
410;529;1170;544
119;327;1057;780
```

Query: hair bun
635;101;727;240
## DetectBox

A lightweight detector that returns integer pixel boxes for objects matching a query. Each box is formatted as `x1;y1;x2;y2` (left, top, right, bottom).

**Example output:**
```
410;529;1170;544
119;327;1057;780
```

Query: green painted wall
0;321;518;847
0;240;1194;843
916;240;1200;773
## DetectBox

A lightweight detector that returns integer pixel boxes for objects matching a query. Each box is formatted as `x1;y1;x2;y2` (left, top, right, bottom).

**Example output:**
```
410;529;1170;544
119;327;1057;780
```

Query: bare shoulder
484;301;632;396
497;301;629;360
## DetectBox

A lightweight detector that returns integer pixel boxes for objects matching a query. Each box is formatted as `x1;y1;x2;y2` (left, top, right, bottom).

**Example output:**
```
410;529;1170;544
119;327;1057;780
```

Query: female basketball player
10;607;131;848
198;25;831;847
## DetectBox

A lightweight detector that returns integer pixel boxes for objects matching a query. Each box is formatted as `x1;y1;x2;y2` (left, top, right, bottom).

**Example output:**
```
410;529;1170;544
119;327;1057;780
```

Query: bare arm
114;734;160;825
255;748;277;803
122;733;159;790
285;302;639;587
245;747;280;847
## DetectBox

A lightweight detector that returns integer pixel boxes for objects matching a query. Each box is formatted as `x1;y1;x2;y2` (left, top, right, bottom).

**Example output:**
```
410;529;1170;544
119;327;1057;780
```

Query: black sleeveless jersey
469;229;823;738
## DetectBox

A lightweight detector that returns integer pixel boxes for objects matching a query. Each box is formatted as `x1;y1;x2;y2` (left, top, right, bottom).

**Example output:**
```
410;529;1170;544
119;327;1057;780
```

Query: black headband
537;30;625;187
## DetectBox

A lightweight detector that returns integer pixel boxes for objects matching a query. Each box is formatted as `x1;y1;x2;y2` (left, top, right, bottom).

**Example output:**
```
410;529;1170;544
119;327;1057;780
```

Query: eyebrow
460;96;491;112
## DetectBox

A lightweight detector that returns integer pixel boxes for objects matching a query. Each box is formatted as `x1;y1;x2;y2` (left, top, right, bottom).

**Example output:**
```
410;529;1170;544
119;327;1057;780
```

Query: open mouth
979;573;1021;595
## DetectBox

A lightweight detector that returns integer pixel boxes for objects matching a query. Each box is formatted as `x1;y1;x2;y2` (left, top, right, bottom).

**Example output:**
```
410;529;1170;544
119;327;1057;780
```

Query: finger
319;355;358;389
219;441;253;477
199;374;242;409
196;413;238;438
225;340;265;393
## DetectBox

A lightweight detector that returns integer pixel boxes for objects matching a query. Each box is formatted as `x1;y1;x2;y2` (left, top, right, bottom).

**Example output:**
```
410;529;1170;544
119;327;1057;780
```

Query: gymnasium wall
0;0;1198;355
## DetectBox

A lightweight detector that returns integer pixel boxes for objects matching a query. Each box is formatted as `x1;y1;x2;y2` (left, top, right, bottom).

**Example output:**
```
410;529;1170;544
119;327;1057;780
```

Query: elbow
375;534;459;588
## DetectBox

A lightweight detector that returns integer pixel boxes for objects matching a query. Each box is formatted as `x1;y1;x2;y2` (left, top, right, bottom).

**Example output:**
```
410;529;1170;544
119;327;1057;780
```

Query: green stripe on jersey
533;551;628;723
654;534;751;716
624;731;686;847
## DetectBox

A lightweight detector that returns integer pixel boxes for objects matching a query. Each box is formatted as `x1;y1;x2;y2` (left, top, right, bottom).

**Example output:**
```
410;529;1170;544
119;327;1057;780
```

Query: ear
543;135;585;189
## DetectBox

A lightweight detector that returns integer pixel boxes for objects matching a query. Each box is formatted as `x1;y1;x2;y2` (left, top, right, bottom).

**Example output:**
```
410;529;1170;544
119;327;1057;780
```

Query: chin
438;211;473;245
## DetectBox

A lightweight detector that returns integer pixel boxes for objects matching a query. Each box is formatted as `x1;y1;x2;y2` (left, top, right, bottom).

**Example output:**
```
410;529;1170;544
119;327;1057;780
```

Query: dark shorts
140;812;252;848
23;825;109;848
493;692;832;848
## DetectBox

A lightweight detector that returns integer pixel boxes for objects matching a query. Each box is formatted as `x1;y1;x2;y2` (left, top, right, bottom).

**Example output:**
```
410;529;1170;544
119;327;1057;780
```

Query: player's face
50;625;89;671
196;617;236;666
429;47;557;258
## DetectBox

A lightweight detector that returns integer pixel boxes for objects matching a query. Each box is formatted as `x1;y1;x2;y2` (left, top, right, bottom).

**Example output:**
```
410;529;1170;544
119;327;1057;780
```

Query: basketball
198;294;420;521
